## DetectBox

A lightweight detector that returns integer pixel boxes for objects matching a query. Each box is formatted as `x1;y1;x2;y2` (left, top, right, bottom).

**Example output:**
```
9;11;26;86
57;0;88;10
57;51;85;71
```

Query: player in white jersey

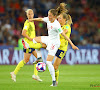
23;3;79;86
41;17;63;56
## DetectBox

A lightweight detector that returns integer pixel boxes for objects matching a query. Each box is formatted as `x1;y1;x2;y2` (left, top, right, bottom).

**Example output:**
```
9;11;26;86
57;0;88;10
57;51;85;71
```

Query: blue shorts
55;49;66;60
23;48;35;53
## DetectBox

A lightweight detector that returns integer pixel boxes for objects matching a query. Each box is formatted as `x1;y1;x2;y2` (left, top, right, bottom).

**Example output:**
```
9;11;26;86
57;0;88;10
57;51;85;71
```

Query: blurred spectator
0;0;99;47
0;2;5;15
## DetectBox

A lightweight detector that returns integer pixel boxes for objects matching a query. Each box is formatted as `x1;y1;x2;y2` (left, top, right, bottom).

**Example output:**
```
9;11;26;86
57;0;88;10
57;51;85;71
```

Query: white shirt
43;17;63;44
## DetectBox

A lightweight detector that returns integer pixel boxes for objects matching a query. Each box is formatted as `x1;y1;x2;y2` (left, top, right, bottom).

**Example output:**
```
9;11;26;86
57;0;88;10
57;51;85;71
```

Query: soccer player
10;9;45;82
54;13;73;85
22;3;79;86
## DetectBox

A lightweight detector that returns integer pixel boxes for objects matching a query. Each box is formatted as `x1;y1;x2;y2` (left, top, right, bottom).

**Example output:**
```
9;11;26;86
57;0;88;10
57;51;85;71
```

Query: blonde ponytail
56;3;68;16
67;14;73;25
62;13;73;25
49;3;68;17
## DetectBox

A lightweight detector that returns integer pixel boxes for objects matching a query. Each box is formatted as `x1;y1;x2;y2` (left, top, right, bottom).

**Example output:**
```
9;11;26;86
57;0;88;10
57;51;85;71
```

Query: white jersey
43;17;63;44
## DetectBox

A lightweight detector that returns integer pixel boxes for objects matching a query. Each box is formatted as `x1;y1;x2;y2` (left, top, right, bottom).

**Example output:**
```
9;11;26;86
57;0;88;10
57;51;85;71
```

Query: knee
42;43;47;48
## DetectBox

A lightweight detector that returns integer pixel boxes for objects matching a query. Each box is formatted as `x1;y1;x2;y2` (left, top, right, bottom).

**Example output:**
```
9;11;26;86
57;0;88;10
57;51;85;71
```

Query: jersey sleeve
23;20;29;31
65;25;71;33
65;25;69;29
43;17;49;23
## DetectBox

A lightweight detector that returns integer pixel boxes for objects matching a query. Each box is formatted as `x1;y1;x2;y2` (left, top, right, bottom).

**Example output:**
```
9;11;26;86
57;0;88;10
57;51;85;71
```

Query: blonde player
54;13;73;85
10;9;45;82
22;3;79;86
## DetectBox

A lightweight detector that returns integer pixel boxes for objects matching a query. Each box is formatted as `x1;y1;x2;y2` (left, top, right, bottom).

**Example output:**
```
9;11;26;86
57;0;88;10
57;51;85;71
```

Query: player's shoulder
24;19;29;24
54;20;60;25
63;24;71;29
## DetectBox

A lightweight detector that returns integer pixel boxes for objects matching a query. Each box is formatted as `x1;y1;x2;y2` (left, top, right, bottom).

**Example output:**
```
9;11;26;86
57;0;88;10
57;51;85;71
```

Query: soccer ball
36;62;46;72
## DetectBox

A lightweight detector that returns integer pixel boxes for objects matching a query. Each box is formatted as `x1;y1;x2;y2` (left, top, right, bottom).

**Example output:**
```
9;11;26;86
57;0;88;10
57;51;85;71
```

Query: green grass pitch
0;65;100;90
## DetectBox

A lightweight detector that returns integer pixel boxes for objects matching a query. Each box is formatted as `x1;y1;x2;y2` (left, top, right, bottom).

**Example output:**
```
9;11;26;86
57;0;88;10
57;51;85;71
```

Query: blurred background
0;0;100;47
0;0;100;65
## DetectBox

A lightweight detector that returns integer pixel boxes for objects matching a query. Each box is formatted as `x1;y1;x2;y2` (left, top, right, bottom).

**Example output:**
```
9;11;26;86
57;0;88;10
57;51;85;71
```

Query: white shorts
41;36;60;56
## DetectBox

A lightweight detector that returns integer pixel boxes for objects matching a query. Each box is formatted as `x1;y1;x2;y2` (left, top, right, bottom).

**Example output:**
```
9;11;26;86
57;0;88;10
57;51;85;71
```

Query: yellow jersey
59;24;71;51
23;20;36;44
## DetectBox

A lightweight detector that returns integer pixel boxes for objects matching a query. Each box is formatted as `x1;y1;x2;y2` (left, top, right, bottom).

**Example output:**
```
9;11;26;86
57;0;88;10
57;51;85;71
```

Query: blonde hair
25;9;33;13
56;3;68;16
62;13;73;25
49;3;68;17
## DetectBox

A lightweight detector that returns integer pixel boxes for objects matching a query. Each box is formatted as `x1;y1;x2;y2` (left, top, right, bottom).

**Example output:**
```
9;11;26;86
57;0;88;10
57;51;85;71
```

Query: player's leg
32;50;38;76
53;56;62;85
32;36;47;48
46;43;60;86
22;38;46;49
10;52;31;82
29;42;46;49
46;55;56;86
22;36;42;49
32;50;42;82
14;53;31;74
54;49;66;85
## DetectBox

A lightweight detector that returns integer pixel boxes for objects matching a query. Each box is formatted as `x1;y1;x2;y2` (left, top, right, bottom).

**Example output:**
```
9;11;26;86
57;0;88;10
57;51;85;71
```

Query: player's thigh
41;36;49;45
55;49;66;60
53;56;62;70
47;48;58;62
23;48;35;63
32;50;37;58
23;53;31;63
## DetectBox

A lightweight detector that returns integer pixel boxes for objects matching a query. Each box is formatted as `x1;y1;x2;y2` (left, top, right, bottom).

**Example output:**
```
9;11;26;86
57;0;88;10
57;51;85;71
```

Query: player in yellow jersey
10;9;45;82
54;13;73;85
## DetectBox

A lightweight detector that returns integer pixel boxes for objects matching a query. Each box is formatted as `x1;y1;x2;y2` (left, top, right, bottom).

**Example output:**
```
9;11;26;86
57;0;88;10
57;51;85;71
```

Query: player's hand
72;45;79;50
28;19;33;22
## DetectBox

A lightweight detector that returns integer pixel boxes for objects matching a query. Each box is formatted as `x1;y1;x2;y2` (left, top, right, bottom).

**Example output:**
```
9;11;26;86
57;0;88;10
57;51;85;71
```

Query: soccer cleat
33;57;43;64
10;72;16;82
32;75;42;82
50;81;57;87
22;39;30;49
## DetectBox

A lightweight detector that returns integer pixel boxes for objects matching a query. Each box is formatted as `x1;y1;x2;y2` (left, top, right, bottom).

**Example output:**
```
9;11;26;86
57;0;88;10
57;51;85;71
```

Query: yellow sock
29;42;42;49
55;69;59;82
14;60;26;75
34;64;38;76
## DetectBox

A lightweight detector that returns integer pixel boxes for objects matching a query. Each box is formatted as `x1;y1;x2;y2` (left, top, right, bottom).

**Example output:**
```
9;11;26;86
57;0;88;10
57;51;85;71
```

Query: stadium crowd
0;0;100;47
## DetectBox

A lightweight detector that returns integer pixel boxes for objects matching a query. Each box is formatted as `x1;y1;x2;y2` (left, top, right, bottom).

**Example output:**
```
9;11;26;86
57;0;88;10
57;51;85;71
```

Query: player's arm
29;18;43;22
61;31;79;50
63;29;68;34
22;30;33;41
